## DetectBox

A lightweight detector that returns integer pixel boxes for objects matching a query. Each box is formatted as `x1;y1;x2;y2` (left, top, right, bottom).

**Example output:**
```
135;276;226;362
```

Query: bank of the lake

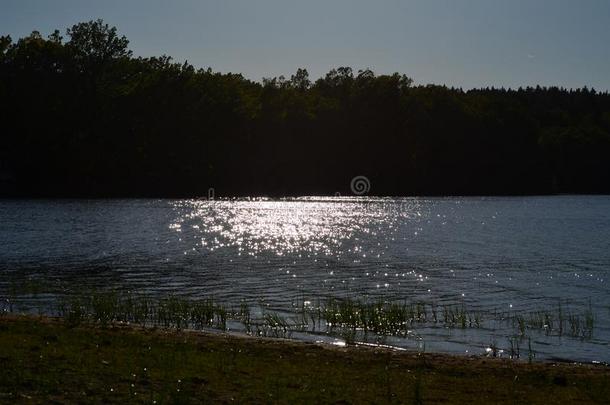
1;316;608;404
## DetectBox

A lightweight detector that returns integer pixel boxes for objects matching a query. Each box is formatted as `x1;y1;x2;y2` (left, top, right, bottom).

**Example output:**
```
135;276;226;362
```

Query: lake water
1;196;609;363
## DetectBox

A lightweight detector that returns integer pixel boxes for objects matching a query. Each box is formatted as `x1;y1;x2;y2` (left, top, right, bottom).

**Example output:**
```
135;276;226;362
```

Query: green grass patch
0;316;609;404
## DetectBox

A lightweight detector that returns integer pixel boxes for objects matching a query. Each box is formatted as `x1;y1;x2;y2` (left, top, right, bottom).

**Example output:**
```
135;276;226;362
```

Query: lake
1;196;609;363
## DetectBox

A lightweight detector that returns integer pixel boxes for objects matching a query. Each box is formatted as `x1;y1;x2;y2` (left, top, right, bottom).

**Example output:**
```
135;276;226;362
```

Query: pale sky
2;0;610;90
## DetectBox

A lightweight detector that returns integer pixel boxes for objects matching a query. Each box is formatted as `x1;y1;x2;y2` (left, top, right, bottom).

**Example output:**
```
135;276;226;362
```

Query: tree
1;21;610;197
66;19;131;67
290;68;310;91
48;30;63;44
0;35;12;55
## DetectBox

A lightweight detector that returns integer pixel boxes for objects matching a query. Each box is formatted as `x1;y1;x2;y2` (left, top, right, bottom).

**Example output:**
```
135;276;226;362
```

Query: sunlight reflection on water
171;197;420;258
1;196;610;362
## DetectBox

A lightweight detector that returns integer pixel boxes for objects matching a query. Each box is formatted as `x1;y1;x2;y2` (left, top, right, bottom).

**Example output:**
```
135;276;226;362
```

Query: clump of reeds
56;291;231;331
506;300;595;339
45;292;599;343
321;298;430;337
257;312;291;338
442;305;483;328
3;284;599;360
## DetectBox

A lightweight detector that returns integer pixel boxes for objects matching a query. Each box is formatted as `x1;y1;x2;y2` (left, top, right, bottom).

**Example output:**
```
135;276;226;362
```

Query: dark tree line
1;20;609;197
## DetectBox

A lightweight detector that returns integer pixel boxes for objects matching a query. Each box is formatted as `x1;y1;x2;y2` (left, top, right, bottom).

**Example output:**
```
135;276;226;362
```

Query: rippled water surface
1;196;609;362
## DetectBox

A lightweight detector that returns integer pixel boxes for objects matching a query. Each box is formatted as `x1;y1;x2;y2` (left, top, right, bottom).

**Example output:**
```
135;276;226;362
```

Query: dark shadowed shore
1;315;609;404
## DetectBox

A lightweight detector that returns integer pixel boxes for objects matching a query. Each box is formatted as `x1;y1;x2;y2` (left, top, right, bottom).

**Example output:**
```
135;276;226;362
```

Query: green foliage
66;19;132;63
1;20;610;196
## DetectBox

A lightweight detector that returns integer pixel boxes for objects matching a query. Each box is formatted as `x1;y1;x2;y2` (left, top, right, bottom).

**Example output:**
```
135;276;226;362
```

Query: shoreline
1;314;609;403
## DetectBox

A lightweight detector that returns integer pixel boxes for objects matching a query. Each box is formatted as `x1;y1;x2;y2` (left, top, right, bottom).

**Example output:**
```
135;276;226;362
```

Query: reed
261;312;291;338
528;337;535;363
1;285;600;360
508;336;520;359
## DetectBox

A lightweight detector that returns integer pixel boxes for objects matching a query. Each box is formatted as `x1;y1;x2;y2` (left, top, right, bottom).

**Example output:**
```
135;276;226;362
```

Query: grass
1;289;600;360
55;292;231;331
506;301;595;340
320;299;484;337
0;315;609;404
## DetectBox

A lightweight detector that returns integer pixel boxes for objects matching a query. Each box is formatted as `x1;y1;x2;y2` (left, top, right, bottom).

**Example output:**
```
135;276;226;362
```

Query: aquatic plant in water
1;286;598;362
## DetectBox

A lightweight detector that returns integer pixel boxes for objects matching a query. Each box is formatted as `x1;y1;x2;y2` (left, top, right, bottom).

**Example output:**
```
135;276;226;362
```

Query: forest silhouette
1;20;609;197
